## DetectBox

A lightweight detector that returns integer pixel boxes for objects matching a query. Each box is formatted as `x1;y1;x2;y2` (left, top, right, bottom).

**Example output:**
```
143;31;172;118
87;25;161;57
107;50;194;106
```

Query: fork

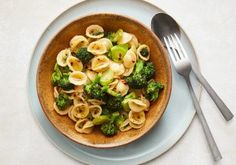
164;33;222;161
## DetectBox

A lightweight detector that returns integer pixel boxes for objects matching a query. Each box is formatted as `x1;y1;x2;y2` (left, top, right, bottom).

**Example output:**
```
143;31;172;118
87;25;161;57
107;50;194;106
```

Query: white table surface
0;0;236;164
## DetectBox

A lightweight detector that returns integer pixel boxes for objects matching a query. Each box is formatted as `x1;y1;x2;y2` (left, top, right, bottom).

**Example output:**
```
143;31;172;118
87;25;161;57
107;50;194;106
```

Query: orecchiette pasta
56;49;71;67
137;44;150;61
91;55;110;72
86;25;104;39
51;25;163;136
70;35;89;52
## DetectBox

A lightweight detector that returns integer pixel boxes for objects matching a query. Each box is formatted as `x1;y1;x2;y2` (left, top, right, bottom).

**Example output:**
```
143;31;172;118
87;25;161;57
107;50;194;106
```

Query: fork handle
185;77;222;161
192;66;234;121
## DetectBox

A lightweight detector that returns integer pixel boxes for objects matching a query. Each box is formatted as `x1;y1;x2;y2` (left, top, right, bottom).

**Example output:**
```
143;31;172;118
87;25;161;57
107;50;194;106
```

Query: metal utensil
151;13;233;121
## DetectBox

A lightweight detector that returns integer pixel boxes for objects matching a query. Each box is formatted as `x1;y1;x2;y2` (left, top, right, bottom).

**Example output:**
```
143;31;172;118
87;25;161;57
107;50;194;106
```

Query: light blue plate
27;0;201;164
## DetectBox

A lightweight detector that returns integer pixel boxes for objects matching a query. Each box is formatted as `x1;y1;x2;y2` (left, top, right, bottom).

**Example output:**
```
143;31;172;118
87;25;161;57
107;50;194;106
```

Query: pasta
51;25;164;136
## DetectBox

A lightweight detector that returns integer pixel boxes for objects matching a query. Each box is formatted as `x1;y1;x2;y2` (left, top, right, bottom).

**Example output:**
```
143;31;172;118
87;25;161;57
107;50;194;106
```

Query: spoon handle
192;65;234;121
185;77;222;161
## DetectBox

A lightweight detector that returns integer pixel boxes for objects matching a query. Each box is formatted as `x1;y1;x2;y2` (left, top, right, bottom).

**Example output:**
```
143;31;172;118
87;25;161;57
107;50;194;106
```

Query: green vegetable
145;80;164;101
51;64;74;90
76;47;94;64
100;69;114;86
102;85;120;97
115;115;125;127
55;93;72;110
110;44;128;63
125;60;155;89
100;122;118;136
140;47;149;57
105;95;124;112
84;75;107;100
92;115;110;125
107;29;123;43
121;92;137;112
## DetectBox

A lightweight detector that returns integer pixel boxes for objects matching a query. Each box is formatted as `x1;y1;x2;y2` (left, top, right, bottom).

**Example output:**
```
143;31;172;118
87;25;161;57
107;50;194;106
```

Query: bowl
36;13;172;148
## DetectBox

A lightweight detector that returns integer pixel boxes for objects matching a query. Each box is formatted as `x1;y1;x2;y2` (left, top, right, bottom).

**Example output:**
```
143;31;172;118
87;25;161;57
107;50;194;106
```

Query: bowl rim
36;13;172;148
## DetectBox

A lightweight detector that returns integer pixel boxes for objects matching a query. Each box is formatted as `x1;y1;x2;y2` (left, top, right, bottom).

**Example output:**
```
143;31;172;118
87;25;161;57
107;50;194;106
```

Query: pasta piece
117;32;133;45
66;55;83;71
86;25;104;39
86;69;97;82
115;79;129;96
61;89;75;94
53;102;72;115
68;105;78;122
87;99;105;105
129;121;144;129
140;95;150;111
137;44;150;61
128;111;145;125
109;61;125;77
123;49;136;68
71;103;89;119
73;94;86;105
75;119;94;134
87;41;107;55
97;38;113;51
70;35;88;52
128;34;139;48
128;99;147;112
119;119;132;132
89;105;102;118
91;55;110;72
123;66;134;77
56;49;71;67
69;71;87;85
53;87;59;98
109;79;119;90
74;85;84;93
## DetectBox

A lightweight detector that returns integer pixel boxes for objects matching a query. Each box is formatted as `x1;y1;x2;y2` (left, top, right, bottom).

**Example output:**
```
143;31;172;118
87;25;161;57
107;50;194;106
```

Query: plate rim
27;0;202;164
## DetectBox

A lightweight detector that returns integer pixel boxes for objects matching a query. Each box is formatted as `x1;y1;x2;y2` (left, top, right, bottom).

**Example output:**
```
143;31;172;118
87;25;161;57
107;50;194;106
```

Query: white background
0;0;236;164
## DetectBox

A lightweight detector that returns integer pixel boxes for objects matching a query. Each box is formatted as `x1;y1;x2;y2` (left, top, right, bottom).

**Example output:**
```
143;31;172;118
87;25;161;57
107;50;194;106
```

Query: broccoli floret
105;95;124;112
100;122;118;136
76;47;94;64
143;62;155;80
125;60;156;89
51;64;74;90
84;75;107;100
56;93;72;110
145;80;164;101
140;47;149;57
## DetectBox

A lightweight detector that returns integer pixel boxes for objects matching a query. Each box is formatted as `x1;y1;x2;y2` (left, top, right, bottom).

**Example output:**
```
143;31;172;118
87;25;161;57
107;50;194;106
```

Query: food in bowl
51;24;164;137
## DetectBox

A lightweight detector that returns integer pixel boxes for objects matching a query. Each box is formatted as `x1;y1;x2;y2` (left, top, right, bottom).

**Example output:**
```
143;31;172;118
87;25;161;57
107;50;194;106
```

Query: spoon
151;13;234;121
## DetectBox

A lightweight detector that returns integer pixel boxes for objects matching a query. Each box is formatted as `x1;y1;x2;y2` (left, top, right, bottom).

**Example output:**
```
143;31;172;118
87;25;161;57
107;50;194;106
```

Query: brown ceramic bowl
37;13;172;148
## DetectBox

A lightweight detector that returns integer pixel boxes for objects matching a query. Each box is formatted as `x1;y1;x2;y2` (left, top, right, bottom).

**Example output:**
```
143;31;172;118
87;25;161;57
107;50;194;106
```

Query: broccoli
51;64;74;90
100;112;120;136
107;29;123;43
84;75;107;100
100;122;118;136
105;95;124;112
145;80;164;101
125;60;156;89
142;62;155;80
140;47;149;57
55;93;72;110
76;47;94;64
122;92;137;111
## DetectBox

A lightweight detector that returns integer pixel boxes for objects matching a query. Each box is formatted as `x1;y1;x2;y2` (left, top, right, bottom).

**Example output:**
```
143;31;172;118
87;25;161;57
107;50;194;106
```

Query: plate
27;0;201;164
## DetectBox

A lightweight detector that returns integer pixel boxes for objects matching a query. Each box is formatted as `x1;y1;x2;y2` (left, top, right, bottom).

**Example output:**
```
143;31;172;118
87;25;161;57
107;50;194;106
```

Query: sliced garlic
56;49;71;67
66;55;83;71
69;71;87;85
91;55;110;72
86;25;104;39
128;99;147;112
69;35;88;52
